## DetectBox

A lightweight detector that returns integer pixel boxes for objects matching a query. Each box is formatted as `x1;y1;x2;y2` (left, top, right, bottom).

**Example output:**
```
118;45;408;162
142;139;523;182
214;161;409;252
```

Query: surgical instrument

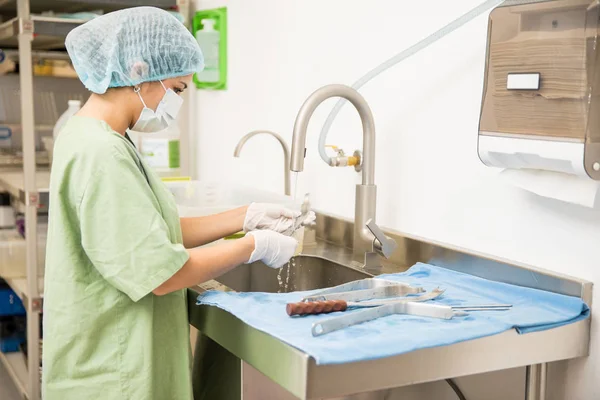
311;302;512;337
287;287;442;316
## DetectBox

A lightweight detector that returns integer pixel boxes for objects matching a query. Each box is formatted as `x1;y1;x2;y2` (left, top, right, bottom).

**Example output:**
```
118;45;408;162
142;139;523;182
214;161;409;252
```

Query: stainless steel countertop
188;212;592;400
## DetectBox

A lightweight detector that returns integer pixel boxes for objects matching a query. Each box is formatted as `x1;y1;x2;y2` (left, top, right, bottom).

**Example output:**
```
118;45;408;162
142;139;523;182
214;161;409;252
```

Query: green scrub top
42;116;192;400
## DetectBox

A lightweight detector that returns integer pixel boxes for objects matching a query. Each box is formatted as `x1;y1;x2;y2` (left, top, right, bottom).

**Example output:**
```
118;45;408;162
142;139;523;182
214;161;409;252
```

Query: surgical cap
65;7;204;94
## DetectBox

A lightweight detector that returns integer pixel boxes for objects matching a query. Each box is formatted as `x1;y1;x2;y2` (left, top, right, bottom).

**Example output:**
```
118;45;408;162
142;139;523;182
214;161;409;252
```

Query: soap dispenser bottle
195;18;220;83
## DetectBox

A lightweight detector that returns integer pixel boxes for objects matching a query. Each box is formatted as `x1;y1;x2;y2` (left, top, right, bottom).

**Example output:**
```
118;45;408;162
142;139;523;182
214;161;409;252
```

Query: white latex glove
243;203;315;234
246;230;298;269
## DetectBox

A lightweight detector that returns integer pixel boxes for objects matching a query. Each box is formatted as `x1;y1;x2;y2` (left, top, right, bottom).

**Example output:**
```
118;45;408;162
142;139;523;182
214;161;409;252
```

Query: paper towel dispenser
478;0;600;180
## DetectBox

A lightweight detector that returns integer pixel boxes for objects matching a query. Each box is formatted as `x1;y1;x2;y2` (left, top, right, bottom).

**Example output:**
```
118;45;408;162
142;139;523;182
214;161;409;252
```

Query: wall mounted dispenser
478;0;600;180
192;7;228;90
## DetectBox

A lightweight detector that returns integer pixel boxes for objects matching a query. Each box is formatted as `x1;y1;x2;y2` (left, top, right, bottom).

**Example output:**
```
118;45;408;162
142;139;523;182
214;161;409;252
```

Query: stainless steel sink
191;255;371;400
216;256;371;294
189;212;592;400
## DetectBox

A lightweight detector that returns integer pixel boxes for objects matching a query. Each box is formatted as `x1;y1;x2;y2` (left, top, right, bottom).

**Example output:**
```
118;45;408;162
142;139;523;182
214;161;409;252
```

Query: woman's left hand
243;203;315;235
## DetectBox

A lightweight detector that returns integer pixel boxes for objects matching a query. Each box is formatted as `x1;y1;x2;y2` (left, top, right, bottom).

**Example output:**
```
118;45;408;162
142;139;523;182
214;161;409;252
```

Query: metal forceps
286;278;428;316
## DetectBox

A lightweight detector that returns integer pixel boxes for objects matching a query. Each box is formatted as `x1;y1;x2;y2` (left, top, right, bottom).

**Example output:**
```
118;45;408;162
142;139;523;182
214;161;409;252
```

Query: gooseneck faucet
290;84;397;266
234;130;291;196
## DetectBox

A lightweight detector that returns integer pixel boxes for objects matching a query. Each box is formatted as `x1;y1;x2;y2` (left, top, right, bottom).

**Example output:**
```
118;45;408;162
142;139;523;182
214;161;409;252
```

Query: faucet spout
290;84;375;185
290;84;395;265
234;130;291;196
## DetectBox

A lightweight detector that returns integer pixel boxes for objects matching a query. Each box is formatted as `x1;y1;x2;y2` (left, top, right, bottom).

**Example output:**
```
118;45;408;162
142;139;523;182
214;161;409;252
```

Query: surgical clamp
311;303;512;336
287;288;444;316
286;278;426;316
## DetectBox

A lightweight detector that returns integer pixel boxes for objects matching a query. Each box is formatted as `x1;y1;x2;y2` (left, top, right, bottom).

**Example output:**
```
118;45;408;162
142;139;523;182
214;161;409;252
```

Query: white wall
193;1;600;399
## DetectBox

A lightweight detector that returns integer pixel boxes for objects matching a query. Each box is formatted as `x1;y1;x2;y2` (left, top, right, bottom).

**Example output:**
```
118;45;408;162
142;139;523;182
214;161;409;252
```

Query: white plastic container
165;181;301;248
139;124;181;177
53;100;81;139
0;229;46;278
195;18;220;83
164;180;300;217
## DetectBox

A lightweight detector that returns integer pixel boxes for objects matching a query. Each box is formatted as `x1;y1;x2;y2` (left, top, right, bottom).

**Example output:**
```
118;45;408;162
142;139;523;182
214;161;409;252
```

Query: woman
42;7;307;400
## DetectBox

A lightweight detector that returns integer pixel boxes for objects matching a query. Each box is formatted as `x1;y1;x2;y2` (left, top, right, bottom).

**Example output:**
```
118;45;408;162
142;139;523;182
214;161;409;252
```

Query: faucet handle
365;219;398;259
325;145;345;157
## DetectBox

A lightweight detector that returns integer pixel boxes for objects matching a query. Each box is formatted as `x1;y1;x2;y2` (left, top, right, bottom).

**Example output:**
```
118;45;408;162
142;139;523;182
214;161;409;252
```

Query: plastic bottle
139;124;181;177
195;18;220;83
53;100;81;139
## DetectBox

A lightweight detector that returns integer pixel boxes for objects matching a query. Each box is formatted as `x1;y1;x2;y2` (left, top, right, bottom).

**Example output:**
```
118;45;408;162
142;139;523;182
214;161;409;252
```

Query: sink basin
191;255;371;400
216;255;371;293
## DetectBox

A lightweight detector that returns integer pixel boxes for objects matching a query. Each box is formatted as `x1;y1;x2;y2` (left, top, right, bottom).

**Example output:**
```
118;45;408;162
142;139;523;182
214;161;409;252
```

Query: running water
285;258;294;292
277;259;295;293
277;267;284;293
283;172;300;293
292;172;299;202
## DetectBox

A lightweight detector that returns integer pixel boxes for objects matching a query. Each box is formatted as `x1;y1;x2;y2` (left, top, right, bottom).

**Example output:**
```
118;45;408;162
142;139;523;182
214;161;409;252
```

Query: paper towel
500;169;600;208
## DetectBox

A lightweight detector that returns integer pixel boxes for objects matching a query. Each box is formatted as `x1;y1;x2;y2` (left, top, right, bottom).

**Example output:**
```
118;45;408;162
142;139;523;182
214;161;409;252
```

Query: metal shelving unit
0;1;183;398
0;0;177;14
4;277;44;301
0;16;86;49
0;171;50;211
0;351;28;397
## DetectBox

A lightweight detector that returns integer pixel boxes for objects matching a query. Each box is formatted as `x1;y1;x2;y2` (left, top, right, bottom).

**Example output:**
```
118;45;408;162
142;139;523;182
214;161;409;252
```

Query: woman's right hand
245;230;298;269
243;203;315;236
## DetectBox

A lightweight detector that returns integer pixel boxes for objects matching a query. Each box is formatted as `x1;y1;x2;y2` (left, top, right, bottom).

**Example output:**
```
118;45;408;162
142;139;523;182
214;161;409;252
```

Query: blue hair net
65;7;204;94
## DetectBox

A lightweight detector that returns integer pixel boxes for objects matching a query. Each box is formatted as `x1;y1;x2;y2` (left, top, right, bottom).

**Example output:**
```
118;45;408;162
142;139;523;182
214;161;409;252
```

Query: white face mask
131;81;183;133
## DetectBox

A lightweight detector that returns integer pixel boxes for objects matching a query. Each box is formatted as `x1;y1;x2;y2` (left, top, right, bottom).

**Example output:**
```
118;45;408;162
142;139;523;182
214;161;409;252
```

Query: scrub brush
292;227;305;256
291;193;313;256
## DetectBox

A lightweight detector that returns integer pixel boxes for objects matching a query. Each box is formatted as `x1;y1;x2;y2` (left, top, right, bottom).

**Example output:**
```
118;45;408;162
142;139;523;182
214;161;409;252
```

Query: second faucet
233;130;291;196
